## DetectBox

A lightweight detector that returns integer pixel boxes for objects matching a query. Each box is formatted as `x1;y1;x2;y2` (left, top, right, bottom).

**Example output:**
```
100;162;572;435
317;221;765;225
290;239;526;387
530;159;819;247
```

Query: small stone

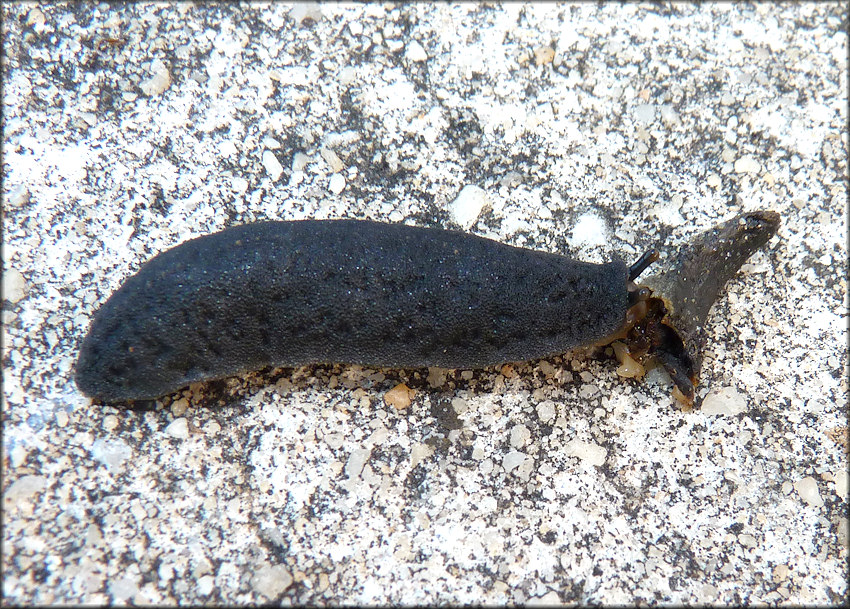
320;147;344;173
4;475;47;506
536;401;556;423
348;21;363;36
510;424;531;449
165;418;189;439
500;364;516;378
108;576;140;603
427;368;447;388
196;575;215;596
794;476;824;508
290;2;322;25
55;411;69;427
564;439;606;467
533;45;555;66
503;450;527;473
734;155;761;174
451;397;468;415
706;173;722;189
103;415;119;432
26;7;45;29
406;40;427;62
345;448;371;479
171;398;189;417
384;383;413;410
220;140;237;158
263;150;284;180
448;185;489;229
292;152;310;172
251;564;293;599
3;268;27;304
91;438;133;473
537;360;556;376
9;445;28;468
7;184;30;208
834;470;848;500
231;177;248;193
140;59;171;96
701;386;748;416
633;104;656;123
262;136;281;149
410;443;434;468
328;173;346;194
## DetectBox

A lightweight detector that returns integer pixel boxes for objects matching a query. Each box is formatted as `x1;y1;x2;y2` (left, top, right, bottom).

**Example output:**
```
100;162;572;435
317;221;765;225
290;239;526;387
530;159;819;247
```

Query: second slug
75;212;780;405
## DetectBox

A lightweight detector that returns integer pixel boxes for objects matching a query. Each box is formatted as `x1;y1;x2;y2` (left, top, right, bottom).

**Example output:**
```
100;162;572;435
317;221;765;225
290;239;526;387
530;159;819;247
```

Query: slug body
76;220;629;401
76;212;779;405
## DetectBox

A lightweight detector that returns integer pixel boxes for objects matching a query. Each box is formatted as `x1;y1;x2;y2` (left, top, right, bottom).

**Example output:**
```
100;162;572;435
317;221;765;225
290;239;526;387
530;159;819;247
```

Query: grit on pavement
2;3;847;605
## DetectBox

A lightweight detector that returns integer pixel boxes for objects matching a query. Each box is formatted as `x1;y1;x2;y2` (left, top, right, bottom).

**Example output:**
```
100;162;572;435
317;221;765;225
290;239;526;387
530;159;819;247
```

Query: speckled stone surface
3;3;847;605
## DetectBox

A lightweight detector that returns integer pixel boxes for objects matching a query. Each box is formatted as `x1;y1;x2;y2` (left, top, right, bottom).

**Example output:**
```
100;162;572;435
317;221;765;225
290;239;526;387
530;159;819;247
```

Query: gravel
2;2;847;605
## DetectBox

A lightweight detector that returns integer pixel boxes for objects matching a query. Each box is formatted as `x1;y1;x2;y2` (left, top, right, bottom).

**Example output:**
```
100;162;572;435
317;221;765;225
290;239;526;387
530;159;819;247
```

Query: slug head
624;211;780;407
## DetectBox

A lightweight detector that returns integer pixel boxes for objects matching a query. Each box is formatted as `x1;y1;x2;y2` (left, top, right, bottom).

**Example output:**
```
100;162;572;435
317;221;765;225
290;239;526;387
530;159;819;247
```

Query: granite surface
2;2;847;605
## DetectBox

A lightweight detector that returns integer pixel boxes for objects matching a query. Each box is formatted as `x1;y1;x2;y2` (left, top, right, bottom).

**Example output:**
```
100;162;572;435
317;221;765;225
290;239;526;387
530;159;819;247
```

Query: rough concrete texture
3;2;847;605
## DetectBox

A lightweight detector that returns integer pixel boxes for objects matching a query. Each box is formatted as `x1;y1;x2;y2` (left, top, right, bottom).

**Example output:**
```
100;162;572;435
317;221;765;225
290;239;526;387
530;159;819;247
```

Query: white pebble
568;212;609;248
834;471;848;500
292;152;310;171
406;40;428;62
510;424;531;449
197;575;215;596
220;140;238;158
320;147;344;173
328;173;346;194
91;438;133;473
451;397;468;415
2;268;27;304
263;136;281;149
345;448;371;479
633;103;656;123
4;475;47;505
410;443;435;468
536;401;556;423
252;564;293;599
10;445;28;468
448;185;489;229
8;184;30;208
734;155;761;174
140;59;171;97
794;476;824;508
502;450;527;473
262;150;284;180
231;177;249;193
165;418;189;439
290;2;322;24
701;386;748;416
564;439;607;467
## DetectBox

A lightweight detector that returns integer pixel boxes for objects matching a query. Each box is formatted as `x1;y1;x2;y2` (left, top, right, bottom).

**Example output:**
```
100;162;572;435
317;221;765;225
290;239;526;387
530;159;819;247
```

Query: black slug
75;212;779;406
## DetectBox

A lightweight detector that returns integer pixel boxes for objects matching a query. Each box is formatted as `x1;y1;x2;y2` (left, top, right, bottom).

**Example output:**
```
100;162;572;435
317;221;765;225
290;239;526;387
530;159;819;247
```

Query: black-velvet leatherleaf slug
75;211;779;406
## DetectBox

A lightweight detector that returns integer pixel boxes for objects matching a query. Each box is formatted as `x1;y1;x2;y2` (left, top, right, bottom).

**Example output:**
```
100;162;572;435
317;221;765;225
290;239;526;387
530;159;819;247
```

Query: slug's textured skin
76;220;628;401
